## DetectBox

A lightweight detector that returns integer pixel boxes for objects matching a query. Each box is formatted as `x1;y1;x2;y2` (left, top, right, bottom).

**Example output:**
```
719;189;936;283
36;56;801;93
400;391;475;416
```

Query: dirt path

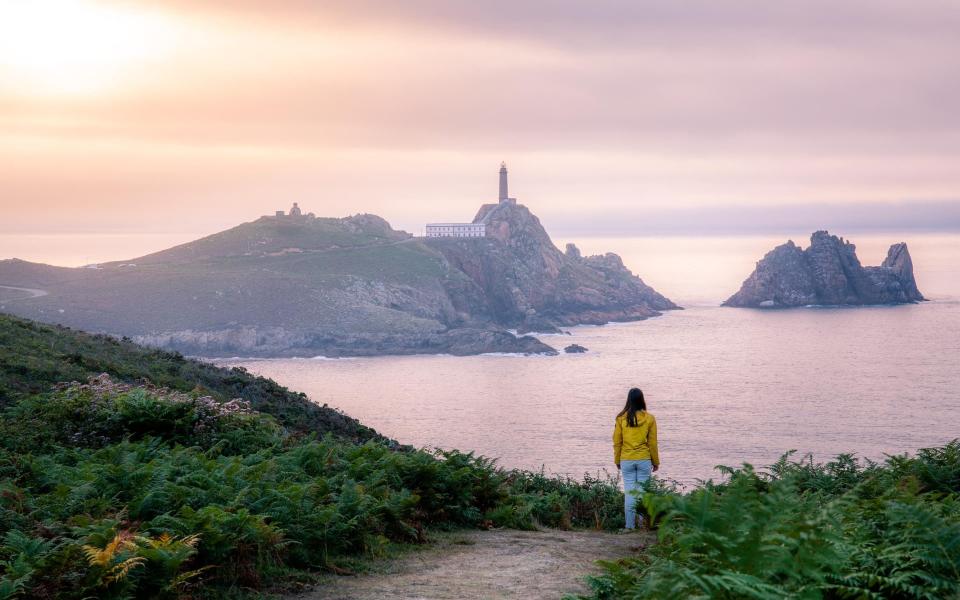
0;285;48;302
289;528;652;600
0;285;48;301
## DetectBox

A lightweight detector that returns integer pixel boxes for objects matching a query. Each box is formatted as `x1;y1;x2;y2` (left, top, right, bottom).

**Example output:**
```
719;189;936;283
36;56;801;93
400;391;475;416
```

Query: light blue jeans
621;459;653;529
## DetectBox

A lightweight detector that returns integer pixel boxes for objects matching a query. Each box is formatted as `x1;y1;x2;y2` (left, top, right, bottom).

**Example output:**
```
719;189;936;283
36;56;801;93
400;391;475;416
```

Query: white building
425;223;486;238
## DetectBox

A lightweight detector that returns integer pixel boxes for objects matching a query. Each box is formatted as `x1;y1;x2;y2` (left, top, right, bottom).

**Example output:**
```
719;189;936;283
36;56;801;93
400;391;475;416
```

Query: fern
579;441;960;600
82;531;147;587
0;575;27;600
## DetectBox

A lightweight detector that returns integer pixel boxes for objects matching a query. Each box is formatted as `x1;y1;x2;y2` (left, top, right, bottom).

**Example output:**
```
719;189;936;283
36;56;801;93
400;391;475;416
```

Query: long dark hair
618;387;647;427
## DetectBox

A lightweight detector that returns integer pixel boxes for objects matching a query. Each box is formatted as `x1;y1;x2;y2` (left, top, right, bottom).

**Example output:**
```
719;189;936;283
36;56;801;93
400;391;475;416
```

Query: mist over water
227;233;960;485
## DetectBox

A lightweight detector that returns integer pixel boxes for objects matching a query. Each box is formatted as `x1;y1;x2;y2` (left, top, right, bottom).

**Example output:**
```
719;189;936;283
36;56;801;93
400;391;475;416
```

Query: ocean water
226;233;960;485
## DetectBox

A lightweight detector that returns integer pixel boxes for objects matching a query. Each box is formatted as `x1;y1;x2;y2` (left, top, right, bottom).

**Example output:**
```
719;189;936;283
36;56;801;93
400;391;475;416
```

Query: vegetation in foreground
5;313;958;599
0;313;623;598
578;441;960;600
0;369;622;597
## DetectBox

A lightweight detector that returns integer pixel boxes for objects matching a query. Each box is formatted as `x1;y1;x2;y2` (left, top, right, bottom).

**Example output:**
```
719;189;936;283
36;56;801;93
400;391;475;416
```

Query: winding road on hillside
288;528;651;600
0;285;48;302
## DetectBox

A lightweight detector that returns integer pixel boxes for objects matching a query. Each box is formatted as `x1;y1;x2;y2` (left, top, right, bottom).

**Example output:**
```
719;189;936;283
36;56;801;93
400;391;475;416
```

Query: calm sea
222;233;960;485
3;231;958;484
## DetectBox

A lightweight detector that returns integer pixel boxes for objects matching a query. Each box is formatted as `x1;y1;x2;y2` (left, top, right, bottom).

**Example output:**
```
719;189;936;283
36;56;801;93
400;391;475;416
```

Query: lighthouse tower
498;162;517;204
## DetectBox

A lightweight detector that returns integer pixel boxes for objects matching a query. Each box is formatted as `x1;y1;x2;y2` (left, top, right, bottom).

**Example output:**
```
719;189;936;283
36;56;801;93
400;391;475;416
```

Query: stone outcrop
428;202;679;333
564;344;588;354
724;231;925;308
880;242;922;300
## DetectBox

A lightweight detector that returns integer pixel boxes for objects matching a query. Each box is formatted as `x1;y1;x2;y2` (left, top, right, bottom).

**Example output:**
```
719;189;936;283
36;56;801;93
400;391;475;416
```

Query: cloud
2;0;960;238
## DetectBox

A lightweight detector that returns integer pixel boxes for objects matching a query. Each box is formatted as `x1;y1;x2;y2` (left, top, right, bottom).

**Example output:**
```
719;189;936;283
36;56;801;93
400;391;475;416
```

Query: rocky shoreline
138;326;557;358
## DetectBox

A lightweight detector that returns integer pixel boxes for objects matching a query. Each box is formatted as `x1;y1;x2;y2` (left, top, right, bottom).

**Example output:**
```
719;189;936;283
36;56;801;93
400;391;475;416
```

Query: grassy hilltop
0;215;481;356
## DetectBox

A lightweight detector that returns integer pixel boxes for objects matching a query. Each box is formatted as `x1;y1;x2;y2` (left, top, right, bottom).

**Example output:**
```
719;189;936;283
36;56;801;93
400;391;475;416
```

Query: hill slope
0;313;380;441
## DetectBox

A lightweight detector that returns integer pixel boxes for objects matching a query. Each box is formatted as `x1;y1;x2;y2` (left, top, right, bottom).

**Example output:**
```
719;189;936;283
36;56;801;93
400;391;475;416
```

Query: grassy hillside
0;313;379;442
124;214;410;266
0;216;463;339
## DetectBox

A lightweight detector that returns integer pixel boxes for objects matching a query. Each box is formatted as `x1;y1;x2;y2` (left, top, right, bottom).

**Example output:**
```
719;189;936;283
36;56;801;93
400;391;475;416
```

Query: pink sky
2;0;960;241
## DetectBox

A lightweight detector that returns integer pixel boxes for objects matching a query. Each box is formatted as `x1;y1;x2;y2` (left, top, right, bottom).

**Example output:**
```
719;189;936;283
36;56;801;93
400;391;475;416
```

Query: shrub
1;376;281;455
0;377;624;598
576;441;960;600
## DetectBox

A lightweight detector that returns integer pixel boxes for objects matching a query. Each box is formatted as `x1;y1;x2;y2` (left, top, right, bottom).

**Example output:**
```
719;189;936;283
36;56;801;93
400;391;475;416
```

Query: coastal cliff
724;231;925;308
428;201;678;333
0;205;676;357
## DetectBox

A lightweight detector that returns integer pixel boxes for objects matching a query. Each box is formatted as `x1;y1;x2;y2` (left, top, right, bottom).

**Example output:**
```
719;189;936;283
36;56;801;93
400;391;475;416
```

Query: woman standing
613;387;660;530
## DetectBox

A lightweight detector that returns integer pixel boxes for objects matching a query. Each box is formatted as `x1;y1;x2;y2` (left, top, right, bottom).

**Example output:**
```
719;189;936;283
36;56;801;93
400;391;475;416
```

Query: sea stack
724;231;925;308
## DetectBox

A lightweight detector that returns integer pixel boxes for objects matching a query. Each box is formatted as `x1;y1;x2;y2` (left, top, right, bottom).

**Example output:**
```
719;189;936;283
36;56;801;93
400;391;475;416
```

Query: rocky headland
724;231;925;308
426;201;678;333
0;203;677;357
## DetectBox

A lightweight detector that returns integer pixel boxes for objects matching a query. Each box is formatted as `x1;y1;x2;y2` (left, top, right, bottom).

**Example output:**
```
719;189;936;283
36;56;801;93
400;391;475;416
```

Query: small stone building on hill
273;203;314;219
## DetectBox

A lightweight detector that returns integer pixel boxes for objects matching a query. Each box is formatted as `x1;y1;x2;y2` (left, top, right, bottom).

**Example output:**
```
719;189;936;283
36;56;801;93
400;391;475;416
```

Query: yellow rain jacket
613;410;659;467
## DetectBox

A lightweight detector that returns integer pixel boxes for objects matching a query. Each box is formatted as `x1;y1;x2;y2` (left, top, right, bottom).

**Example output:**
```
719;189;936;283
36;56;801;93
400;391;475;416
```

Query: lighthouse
498;162;517;205
499;162;508;201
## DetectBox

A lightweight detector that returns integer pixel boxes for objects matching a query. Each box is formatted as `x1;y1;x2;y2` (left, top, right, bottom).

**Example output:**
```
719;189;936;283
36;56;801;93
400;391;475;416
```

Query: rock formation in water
0;203;677;357
724;231;925;308
564;344;588;354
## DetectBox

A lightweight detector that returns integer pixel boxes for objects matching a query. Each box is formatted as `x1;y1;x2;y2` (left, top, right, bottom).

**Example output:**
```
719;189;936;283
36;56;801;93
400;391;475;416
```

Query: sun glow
0;0;180;96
